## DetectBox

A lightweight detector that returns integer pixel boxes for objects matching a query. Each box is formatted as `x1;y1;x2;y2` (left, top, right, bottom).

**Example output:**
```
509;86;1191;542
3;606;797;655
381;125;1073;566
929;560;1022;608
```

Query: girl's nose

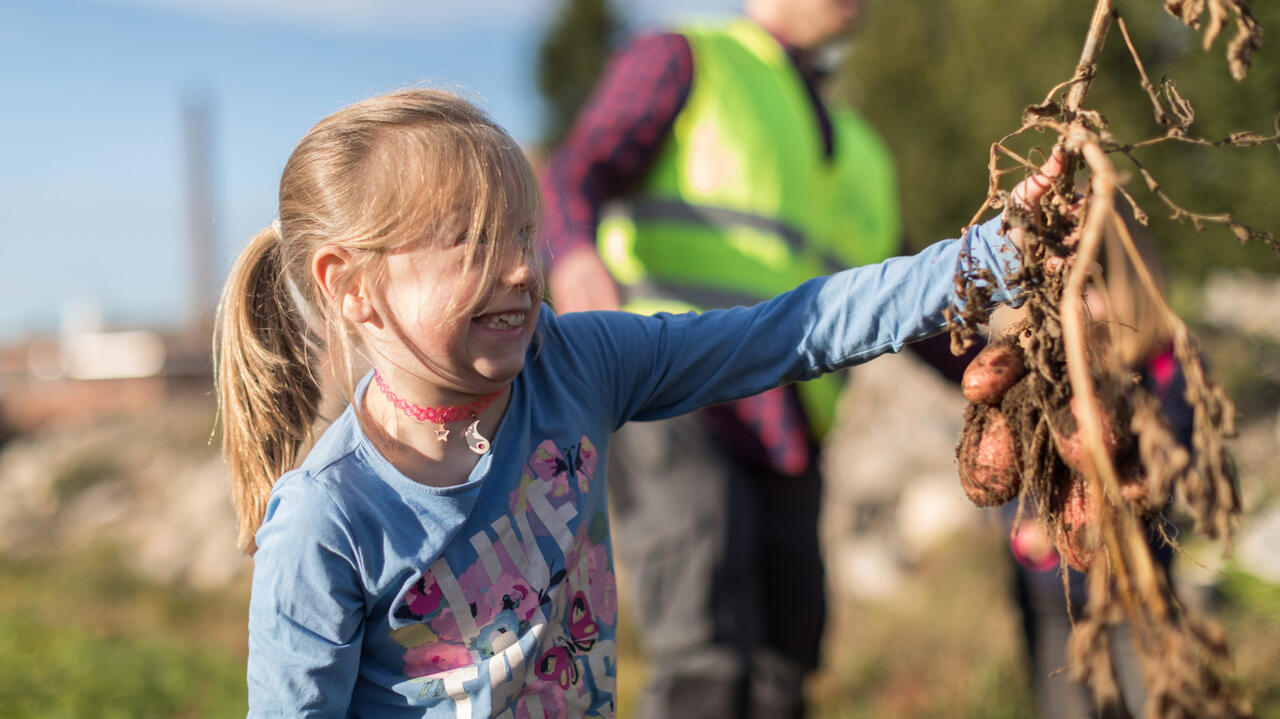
506;259;534;290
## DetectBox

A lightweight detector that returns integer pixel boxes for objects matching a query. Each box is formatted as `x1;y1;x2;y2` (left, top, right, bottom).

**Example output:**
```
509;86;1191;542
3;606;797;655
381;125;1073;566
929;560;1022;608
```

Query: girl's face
366;221;539;398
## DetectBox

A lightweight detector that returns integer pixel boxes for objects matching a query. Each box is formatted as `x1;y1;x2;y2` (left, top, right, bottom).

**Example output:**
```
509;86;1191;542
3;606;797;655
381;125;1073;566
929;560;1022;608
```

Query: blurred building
0;299;213;437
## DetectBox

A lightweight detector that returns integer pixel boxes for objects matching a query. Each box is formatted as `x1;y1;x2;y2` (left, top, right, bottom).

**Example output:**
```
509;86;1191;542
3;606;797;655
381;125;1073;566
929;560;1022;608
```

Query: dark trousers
1013;562;1149;719
609;411;826;719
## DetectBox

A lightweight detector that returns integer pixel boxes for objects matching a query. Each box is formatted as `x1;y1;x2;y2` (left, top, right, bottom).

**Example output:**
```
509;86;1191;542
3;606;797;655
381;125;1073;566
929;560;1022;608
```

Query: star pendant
435;425;451;442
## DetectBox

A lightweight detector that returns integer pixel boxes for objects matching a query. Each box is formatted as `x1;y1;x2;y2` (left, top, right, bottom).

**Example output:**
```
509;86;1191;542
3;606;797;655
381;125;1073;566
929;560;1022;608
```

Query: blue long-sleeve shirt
246;217;1022;718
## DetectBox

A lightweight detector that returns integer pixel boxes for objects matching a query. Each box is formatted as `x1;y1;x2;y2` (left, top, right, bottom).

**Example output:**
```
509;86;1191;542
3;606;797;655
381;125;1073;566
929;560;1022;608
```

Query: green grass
2;530;1275;718
0;551;248;719
1214;565;1280;716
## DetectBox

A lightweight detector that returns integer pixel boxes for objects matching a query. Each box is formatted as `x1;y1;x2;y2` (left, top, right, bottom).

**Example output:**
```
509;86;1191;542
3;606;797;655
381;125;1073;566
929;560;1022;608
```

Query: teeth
476;311;525;330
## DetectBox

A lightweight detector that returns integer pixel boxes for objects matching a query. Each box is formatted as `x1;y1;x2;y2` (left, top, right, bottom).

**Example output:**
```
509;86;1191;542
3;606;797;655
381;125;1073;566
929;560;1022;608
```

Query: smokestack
183;89;217;334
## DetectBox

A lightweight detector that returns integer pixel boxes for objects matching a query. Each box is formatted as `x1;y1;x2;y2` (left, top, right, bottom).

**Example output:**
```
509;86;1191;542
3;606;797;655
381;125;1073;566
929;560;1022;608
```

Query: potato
961;343;1027;405
957;406;1022;507
1054;478;1099;573
1051;394;1120;472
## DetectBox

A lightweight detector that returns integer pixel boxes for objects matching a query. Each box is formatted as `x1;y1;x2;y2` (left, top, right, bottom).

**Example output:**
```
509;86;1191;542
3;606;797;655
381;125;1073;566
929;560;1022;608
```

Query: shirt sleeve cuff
954;215;1026;311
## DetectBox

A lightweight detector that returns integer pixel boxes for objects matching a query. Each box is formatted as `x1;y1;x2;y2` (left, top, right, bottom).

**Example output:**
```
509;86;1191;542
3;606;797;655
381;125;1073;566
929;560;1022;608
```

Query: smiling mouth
474;311;527;330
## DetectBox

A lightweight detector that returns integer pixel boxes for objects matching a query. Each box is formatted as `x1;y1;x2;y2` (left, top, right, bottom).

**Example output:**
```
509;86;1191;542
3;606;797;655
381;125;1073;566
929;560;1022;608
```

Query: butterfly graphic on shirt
552;441;587;477
528;437;598;498
534;590;600;689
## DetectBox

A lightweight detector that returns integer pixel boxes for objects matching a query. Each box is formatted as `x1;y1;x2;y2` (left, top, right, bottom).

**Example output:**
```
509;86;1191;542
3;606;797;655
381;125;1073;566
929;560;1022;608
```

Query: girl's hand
1005;147;1069;255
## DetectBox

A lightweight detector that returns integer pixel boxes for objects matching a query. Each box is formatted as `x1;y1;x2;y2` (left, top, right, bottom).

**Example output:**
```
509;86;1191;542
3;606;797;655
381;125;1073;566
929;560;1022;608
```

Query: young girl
216;88;1061;718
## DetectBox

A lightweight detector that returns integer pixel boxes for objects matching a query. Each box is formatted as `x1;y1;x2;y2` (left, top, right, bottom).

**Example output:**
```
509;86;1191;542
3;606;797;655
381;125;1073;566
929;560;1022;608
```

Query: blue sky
0;0;740;341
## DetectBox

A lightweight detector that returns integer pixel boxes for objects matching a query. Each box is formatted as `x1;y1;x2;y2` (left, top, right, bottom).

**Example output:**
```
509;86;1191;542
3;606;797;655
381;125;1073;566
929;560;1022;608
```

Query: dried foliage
1164;0;1263;80
948;1;1274;716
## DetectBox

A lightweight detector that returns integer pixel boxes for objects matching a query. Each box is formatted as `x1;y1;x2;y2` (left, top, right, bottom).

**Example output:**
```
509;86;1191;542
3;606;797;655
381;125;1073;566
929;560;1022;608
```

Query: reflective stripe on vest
623;198;853;276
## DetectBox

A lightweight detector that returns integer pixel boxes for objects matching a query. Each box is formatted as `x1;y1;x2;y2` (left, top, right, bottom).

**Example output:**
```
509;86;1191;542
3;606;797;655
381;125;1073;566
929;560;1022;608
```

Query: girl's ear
312;246;377;326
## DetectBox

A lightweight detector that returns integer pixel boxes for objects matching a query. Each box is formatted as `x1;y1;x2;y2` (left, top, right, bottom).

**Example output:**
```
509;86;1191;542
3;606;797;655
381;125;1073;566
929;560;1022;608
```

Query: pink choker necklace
371;369;501;455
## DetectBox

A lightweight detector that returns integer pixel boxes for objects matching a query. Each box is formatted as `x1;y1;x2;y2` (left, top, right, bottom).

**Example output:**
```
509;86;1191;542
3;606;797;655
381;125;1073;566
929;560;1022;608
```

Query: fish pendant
464;420;491;455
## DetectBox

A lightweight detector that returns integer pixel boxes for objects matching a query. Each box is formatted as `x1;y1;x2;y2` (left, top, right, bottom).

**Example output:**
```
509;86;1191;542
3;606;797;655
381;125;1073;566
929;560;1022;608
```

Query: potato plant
947;1;1275;717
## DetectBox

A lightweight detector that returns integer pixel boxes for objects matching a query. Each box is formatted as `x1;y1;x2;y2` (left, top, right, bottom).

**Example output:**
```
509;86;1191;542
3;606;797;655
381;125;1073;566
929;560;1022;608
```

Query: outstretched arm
560;151;1072;425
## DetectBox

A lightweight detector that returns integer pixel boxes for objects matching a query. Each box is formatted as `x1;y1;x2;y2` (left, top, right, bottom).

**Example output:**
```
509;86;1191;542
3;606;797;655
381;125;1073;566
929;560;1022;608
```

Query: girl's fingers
1010;147;1067;209
1006;147;1069;254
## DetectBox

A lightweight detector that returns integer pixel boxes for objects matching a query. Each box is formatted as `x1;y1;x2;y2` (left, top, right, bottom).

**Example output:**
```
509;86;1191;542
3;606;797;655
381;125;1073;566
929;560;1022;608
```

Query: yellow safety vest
598;19;901;437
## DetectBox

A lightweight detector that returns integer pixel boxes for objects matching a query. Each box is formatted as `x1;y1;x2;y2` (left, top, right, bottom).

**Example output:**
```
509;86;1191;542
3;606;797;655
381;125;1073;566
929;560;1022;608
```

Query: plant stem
1065;0;1116;114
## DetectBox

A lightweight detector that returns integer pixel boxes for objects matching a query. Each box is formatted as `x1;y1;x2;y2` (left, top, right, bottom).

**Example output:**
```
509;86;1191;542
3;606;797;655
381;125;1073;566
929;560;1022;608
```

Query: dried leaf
1022;100;1061;126
1226;11;1263;81
1226;130;1266;145
1160;76;1196;130
1164;0;1262;80
1165;0;1207;27
1202;0;1229;51
1229;221;1253;243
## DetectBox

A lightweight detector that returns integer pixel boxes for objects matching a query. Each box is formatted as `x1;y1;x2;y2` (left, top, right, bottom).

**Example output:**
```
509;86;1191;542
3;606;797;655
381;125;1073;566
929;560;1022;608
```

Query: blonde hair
214;88;542;552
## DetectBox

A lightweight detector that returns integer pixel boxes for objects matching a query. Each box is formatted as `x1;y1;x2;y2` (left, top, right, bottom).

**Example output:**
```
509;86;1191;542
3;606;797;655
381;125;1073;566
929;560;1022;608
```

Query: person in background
540;1;974;716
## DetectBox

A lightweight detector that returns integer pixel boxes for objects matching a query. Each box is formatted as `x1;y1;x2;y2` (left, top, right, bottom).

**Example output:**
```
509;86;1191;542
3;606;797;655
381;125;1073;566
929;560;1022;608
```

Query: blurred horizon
0;0;740;343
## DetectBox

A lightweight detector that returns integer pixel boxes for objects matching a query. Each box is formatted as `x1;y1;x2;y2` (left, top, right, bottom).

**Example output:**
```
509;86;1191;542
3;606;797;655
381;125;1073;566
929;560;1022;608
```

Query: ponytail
214;225;323;553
